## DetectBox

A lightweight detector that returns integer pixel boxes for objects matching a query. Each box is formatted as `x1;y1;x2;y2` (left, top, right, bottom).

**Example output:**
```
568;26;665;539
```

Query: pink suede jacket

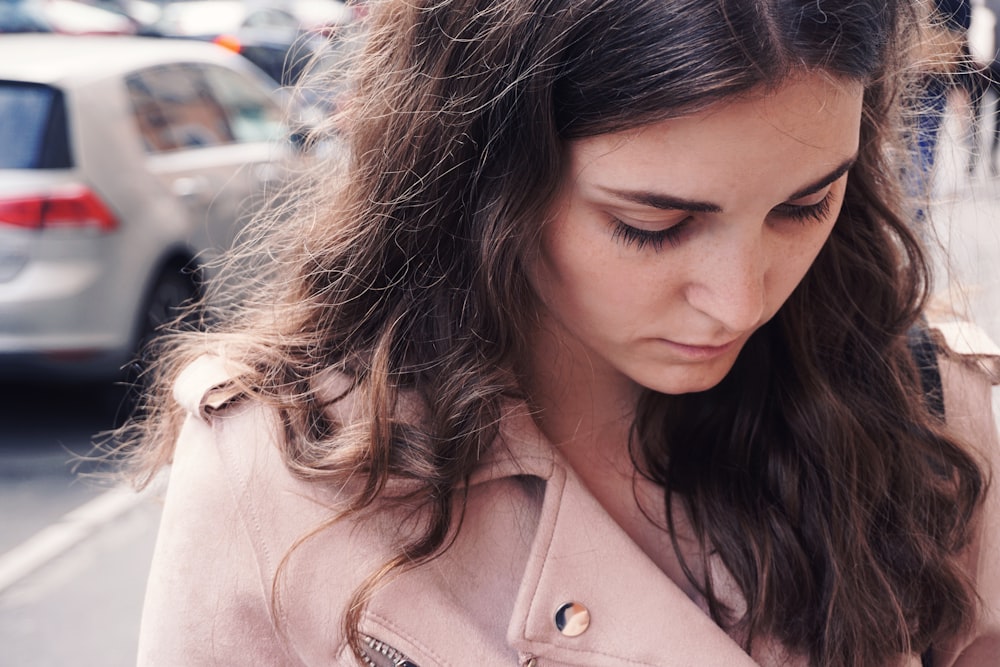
137;345;1000;666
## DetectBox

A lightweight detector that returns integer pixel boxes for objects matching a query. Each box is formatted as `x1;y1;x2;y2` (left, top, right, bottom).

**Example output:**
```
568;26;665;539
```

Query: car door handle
171;176;209;200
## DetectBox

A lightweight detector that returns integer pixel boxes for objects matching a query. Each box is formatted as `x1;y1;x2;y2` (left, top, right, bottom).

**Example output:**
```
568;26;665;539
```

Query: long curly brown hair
119;1;986;665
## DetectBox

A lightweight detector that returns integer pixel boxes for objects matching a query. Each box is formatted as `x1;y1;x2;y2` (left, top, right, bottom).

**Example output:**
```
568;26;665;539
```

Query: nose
685;232;767;334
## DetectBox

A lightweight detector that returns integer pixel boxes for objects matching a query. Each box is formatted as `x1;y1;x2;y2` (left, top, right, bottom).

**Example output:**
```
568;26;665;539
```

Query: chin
635;360;737;396
653;378;727;396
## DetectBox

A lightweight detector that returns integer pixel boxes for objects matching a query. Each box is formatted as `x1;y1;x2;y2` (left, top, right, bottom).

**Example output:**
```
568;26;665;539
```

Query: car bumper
0;253;137;381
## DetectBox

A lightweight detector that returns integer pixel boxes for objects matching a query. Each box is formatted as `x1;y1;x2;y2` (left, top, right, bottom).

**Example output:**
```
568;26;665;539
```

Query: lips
658;338;740;360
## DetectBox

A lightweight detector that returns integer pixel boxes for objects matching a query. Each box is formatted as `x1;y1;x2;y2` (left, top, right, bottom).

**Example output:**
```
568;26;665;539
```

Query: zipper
360;634;419;667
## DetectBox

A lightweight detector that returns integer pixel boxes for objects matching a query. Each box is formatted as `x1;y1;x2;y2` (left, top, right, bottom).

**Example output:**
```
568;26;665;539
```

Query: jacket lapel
496;407;758;666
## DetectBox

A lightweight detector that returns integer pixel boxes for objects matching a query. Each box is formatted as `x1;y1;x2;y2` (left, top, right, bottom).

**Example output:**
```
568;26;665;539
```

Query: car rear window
0;81;72;169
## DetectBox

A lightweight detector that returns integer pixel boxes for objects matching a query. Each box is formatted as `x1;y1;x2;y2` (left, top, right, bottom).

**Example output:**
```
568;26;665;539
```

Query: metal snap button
554;601;590;637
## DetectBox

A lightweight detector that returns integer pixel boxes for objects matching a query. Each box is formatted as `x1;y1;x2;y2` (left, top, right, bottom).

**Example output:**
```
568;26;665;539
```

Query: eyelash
772;191;834;224
610;218;689;251
610;192;835;252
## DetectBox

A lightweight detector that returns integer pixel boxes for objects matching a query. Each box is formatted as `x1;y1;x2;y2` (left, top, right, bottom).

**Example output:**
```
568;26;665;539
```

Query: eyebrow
598;155;858;212
786;156;857;200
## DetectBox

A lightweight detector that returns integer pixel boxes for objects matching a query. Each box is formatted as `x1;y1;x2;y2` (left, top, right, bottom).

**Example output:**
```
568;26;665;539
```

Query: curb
0;484;150;595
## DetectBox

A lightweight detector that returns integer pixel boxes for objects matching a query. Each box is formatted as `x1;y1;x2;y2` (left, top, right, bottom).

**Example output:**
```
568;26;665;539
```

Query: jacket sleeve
136;358;300;666
935;350;1000;666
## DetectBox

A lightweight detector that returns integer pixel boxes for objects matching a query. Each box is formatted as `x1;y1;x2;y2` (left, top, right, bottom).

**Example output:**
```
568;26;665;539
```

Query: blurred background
1;1;999;665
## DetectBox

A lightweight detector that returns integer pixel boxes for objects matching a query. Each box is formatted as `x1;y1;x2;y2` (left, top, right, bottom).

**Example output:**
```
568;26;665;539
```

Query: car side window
126;64;235;153
199;65;285;144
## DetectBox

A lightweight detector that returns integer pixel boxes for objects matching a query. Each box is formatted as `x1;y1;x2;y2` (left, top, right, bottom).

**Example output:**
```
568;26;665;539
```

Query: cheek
536;231;608;317
535;220;645;323
767;225;835;305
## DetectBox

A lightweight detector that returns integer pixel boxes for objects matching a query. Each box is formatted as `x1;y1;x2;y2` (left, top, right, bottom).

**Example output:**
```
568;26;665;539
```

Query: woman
127;0;1000;665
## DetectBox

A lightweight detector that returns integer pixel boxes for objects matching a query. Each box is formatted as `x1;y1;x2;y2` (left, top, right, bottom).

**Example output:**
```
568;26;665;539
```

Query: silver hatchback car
0;34;299;380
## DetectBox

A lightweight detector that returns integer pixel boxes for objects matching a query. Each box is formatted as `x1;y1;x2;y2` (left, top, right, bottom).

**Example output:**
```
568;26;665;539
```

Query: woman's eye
609;190;836;252
610;217;691;251
772;191;834;223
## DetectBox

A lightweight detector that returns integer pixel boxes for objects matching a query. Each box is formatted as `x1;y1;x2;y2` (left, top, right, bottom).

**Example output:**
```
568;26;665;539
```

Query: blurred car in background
288;0;352;30
145;0;352;84
0;0;137;34
0;34;302;381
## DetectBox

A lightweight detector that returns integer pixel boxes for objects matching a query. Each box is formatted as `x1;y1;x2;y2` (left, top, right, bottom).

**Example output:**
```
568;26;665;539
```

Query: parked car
0;0;137;35
147;0;351;84
282;0;353;33
0;34;301;381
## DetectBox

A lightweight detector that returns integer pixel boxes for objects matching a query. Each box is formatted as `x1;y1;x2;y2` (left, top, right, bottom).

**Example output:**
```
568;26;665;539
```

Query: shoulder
142;354;384;665
139;354;303;664
927;322;1000;666
152;354;554;665
931;320;1000;448
167;351;387;571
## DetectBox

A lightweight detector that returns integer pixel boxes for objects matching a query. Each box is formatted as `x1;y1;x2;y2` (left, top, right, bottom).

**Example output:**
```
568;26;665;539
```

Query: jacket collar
476;402;759;666
180;356;761;665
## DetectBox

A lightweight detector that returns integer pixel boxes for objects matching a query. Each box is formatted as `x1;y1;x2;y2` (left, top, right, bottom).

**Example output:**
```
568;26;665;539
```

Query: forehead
567;72;863;198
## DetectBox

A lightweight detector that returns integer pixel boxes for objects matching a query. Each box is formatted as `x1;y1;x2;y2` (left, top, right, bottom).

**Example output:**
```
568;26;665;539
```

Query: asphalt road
0;381;155;667
0;383;118;553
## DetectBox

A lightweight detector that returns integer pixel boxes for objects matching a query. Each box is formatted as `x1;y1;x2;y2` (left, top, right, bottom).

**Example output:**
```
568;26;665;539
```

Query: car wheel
139;267;200;344
106;266;199;423
125;266;200;387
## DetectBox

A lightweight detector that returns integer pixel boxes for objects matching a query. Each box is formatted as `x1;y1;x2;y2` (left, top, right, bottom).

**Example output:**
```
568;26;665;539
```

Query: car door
124;61;290;272
197;61;294;224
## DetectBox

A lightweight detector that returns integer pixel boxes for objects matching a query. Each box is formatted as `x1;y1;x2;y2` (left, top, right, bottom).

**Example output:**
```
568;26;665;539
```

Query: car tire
119;265;201;406
98;264;199;428
138;265;200;346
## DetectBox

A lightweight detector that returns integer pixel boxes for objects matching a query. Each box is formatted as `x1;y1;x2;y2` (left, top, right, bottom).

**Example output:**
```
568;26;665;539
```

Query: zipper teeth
362;634;413;666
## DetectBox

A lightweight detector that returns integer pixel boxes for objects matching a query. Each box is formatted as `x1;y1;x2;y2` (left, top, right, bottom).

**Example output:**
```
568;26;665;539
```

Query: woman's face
530;72;863;400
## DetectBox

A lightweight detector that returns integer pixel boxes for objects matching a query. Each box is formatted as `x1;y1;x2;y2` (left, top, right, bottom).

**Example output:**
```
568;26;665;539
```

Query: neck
523;324;700;598
524;325;643;485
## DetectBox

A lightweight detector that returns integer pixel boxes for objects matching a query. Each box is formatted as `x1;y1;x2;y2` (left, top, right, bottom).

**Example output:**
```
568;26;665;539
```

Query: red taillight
0;186;118;232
